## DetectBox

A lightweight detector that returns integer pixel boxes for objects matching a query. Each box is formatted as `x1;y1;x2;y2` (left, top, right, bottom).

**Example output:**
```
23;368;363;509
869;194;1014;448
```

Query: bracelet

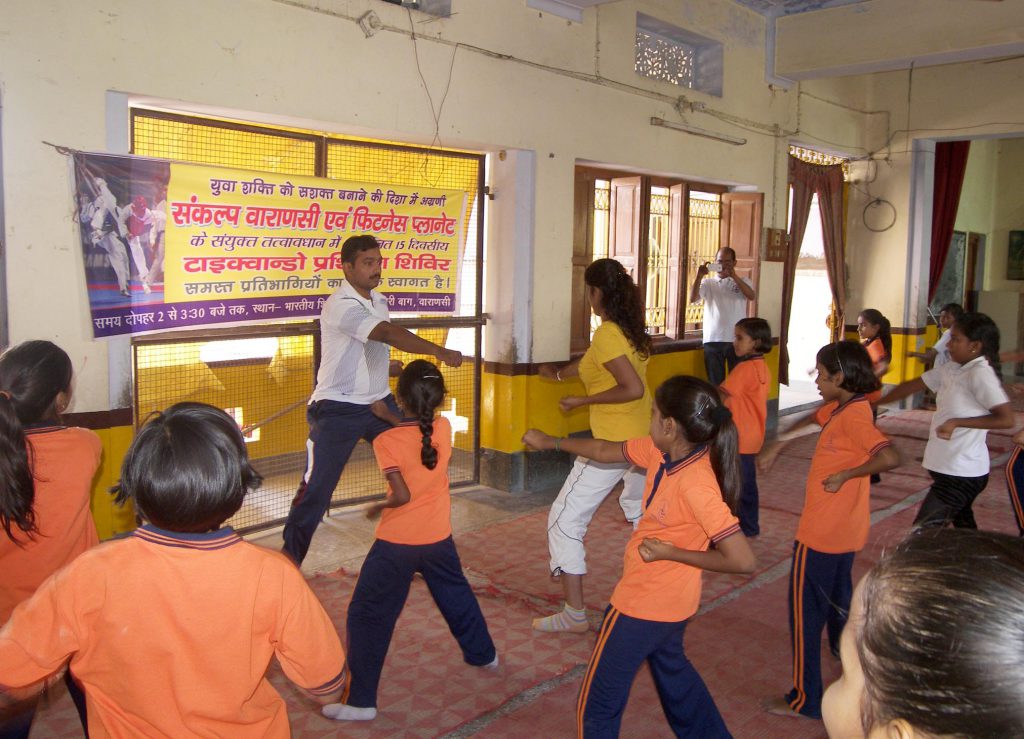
556;369;563;382
554;437;562;452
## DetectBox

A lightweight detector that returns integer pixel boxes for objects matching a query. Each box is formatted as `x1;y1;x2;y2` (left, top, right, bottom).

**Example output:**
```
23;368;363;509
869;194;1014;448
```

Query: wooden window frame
572;165;751;353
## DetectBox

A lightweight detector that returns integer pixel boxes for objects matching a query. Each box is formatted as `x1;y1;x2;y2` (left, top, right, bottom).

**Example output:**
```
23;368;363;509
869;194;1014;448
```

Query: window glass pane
686;192;721;328
646;186;671;335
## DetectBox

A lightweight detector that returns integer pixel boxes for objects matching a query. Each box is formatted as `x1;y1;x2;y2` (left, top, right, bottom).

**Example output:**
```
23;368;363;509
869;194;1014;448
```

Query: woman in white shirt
880;312;1013;528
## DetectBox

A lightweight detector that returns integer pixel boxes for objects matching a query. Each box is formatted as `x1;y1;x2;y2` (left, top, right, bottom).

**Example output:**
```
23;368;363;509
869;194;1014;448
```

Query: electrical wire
407;7;458;186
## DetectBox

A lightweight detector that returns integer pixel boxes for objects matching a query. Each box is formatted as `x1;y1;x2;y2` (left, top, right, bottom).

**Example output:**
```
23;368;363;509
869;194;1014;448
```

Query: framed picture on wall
1009;230;1024;280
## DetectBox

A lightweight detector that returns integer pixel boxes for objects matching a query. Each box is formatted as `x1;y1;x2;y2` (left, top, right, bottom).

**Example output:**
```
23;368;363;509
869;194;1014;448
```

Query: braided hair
584;259;652;359
397;359;447;470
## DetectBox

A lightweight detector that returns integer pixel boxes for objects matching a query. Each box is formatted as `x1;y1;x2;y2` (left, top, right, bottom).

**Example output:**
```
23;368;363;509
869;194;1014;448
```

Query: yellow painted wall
481;345;782;454
89;425;136;539
843;331;932;385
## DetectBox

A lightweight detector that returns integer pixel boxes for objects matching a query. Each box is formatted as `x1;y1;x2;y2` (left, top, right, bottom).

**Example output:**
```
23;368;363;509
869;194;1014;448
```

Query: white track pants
547;458;646;576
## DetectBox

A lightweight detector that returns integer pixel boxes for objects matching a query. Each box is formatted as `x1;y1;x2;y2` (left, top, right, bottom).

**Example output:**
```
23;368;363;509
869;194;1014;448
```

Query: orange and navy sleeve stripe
710;522;741;544
867;439;891;456
308;667;346;696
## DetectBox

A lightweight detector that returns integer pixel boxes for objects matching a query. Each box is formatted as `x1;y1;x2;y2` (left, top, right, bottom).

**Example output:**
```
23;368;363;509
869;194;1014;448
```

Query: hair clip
834;345;846;377
422;374;442;379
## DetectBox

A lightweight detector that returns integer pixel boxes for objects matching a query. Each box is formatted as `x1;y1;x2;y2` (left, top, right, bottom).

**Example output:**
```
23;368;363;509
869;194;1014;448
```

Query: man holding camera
689;246;755;386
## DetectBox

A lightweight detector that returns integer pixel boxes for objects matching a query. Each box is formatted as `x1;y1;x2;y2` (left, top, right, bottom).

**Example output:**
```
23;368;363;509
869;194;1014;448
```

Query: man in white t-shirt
282;235;463;565
689;247;755;386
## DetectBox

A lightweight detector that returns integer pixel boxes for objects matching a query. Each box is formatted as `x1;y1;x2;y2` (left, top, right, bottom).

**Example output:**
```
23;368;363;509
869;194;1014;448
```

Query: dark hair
341;234;380;264
857;528;1024;736
735;317;772;354
859;309;892;364
816;341;880;394
955;312;1001;373
113;403;262;533
584;258;652;359
939;303;964;321
718;246;737;261
654;376;740;512
397;359;446;470
0;341;74;542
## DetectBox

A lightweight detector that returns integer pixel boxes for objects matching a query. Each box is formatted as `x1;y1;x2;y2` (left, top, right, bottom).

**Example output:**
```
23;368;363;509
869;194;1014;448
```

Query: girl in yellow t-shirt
532;259;653;633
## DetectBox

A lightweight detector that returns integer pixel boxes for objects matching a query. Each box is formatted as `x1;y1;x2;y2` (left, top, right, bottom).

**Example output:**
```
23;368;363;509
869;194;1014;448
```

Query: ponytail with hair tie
710;405;732;426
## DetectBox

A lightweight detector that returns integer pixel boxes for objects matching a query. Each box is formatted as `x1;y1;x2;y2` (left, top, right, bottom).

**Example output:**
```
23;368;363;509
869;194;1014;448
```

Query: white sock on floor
481;654;500;669
322;703;378;721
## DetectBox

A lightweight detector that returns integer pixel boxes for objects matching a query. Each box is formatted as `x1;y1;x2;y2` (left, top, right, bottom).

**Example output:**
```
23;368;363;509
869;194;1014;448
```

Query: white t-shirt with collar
932;330;951;368
698;275;753;343
921;356;1009;477
310;281;392;405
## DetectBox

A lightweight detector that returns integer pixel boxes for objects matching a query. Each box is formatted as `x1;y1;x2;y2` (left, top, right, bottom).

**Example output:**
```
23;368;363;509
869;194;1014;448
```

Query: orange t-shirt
864;338;887;403
0;526;345;738
373;416;453;546
795;396;891;554
0;426;101;623
720;355;769;454
612;437;740;622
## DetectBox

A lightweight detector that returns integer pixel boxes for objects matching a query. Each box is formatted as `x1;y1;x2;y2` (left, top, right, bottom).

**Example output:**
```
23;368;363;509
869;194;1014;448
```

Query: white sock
322;703;378;721
481;654;500;669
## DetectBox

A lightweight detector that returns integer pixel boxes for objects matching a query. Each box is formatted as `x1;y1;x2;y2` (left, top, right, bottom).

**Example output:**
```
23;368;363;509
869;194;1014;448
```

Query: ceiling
731;0;868;16
527;0;1023;79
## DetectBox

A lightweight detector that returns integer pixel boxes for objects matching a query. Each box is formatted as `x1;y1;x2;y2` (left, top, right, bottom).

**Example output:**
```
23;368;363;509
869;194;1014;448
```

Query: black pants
913;470;990;529
738;454;759;537
702;342;736;388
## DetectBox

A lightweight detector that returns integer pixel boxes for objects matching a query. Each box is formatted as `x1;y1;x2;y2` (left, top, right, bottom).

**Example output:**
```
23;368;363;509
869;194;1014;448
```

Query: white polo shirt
310;281;391;406
921;356;1009;477
698;276;753;343
932;330;951;369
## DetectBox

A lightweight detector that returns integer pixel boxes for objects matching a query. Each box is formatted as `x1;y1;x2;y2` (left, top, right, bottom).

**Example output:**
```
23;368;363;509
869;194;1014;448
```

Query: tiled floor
29;409;1023;738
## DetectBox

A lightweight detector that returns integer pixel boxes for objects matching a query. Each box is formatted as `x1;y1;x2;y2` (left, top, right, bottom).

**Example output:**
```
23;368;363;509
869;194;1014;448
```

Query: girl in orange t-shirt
523;376;756;738
323;360;497;723
719;317;771;537
0;340;99;737
759;341;900;721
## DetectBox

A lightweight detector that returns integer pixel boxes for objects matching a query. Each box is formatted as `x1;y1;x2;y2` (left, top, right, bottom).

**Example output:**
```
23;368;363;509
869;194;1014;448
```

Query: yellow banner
166;162;466;313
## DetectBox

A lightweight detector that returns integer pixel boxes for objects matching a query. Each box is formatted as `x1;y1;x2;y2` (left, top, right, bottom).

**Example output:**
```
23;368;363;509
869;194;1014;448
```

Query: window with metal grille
578;169;723;348
131;109;484;532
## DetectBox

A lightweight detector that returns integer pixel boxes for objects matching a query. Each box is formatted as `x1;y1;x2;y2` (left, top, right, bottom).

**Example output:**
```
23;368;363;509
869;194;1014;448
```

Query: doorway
779;193;832;413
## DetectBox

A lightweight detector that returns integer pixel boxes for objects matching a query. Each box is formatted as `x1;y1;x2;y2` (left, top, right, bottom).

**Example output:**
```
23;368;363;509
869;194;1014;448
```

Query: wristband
554;437;562;452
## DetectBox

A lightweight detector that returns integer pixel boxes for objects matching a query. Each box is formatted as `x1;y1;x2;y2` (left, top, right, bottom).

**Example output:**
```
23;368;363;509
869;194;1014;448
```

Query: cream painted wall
839;60;1024;329
1;0;813;411
987;138;1024;294
955;138;997;237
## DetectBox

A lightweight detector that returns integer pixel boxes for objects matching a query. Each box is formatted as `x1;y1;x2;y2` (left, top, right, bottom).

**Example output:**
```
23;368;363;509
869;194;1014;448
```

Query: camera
706;262;723;273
